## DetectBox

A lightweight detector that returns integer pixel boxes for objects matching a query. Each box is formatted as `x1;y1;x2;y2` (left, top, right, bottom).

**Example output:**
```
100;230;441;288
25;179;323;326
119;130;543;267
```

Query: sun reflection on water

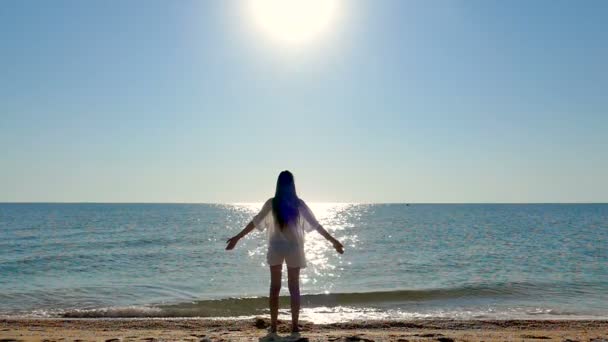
230;202;360;294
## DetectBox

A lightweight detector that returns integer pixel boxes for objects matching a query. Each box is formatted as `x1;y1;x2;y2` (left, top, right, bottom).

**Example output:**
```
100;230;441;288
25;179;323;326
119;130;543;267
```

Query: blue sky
1;0;607;203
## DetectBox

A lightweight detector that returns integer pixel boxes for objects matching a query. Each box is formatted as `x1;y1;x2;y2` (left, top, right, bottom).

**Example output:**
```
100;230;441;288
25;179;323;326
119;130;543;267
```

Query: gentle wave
60;285;524;318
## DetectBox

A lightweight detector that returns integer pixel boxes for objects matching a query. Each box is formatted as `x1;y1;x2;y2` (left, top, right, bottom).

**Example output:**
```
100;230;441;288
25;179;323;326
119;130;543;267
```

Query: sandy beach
1;318;607;342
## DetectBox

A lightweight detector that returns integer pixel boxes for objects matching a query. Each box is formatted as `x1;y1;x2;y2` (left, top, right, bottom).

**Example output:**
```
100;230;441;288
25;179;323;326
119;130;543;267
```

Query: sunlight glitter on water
230;202;359;293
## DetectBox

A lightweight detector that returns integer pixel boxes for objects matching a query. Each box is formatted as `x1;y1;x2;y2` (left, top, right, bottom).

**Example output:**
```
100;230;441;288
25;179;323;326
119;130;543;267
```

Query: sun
247;0;339;44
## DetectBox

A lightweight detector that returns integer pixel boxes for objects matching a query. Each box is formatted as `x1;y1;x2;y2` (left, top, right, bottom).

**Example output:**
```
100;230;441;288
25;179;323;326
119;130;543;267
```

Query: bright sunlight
247;0;339;44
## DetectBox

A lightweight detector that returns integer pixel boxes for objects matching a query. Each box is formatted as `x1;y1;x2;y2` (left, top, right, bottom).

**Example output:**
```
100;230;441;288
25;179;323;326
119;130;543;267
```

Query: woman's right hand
225;236;240;250
332;239;344;254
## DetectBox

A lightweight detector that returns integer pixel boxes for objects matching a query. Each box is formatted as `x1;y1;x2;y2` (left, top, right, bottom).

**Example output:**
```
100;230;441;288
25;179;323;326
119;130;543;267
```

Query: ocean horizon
1;202;606;323
2;202;606;204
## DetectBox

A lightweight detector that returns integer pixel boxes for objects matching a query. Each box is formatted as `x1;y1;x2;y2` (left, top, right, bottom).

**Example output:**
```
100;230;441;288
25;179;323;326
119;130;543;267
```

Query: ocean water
0;203;606;323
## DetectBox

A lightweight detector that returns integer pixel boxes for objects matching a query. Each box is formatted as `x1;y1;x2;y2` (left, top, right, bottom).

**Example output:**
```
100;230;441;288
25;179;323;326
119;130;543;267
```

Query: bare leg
287;267;301;333
269;264;282;333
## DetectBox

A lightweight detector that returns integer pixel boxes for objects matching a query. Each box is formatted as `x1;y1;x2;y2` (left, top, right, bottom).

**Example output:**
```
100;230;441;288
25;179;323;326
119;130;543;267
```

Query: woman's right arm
316;225;344;254
300;200;344;254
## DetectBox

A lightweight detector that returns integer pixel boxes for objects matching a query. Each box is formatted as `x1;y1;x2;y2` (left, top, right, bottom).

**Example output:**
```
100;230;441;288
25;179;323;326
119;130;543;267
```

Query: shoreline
2;318;607;341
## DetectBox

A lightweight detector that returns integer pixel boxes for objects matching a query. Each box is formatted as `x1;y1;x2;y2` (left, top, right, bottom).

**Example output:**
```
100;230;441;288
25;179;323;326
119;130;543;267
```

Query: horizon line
1;201;607;205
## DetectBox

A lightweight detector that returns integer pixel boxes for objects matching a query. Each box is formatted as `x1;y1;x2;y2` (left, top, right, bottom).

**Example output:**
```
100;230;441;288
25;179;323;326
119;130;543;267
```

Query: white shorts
267;240;306;268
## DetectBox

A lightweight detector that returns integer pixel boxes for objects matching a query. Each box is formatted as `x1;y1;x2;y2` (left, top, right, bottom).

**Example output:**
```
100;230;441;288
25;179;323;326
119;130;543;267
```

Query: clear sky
1;0;607;203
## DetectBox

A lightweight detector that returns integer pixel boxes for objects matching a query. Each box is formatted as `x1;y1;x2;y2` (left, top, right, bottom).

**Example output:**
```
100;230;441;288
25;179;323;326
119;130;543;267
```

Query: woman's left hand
225;236;240;250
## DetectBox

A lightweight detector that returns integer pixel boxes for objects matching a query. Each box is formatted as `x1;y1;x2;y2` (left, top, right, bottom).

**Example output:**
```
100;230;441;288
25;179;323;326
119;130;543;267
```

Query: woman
225;171;344;334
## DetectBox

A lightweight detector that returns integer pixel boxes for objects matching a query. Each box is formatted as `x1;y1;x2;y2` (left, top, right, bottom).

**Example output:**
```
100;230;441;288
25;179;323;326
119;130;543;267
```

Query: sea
0;203;606;323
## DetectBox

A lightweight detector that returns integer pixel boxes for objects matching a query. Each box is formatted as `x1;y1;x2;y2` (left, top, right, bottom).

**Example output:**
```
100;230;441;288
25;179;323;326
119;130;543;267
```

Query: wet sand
1;318;607;342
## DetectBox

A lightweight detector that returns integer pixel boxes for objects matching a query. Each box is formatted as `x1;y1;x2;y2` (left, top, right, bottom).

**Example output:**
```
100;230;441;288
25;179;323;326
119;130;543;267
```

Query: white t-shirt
252;198;321;251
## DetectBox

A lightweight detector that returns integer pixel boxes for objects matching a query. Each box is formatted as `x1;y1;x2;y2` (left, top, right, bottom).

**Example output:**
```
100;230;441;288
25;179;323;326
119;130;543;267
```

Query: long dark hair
272;170;300;230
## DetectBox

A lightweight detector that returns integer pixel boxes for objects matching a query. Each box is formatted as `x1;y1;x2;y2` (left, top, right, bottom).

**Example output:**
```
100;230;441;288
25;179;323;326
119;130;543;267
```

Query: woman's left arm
226;199;272;250
225;221;255;250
